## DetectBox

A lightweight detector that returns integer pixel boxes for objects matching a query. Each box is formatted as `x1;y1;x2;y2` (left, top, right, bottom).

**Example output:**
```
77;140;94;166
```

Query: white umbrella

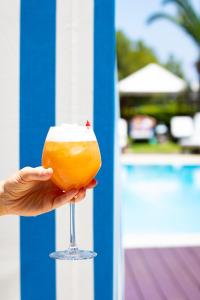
118;63;187;95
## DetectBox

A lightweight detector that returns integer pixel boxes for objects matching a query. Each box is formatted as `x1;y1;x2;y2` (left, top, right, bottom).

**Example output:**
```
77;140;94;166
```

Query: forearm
0;181;6;216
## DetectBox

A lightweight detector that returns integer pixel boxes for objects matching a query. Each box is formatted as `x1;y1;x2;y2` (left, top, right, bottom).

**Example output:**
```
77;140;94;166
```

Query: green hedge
121;100;197;126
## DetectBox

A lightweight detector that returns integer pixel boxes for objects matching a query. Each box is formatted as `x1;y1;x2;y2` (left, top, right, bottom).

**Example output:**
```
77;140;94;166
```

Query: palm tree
147;0;200;103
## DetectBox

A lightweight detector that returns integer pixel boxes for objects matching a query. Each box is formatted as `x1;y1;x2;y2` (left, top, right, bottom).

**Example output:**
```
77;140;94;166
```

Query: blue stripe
20;1;56;299
93;0;116;299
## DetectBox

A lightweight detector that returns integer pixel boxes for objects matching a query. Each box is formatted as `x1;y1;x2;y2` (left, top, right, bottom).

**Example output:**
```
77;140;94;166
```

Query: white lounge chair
170;116;194;139
180;113;200;151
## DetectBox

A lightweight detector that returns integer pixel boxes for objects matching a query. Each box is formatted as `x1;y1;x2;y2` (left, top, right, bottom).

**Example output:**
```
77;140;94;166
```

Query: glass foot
49;247;97;260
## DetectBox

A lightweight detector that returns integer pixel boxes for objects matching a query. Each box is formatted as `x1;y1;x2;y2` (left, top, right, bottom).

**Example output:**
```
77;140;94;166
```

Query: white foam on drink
46;123;97;142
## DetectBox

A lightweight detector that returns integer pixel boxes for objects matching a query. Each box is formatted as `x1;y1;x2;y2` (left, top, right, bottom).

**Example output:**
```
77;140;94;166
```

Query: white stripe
0;1;20;300
56;0;94;299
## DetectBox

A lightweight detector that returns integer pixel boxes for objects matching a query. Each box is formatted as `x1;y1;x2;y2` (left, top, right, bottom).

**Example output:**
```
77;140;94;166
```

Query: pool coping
121;153;200;166
123;234;200;248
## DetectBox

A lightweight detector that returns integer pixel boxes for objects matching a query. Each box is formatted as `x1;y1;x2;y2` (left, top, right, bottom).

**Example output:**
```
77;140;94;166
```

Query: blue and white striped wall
0;0;122;299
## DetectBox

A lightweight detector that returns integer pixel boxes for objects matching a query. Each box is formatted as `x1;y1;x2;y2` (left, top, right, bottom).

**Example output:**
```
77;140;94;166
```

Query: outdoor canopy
118;63;187;95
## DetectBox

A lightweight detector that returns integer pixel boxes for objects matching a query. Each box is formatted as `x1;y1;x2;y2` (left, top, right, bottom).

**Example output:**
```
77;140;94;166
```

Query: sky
116;0;200;82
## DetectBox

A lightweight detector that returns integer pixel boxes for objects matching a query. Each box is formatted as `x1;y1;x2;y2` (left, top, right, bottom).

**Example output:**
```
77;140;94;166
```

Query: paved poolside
125;247;200;300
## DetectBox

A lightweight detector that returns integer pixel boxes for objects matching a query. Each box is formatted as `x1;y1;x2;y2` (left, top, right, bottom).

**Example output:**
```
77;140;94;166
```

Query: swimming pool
122;164;200;247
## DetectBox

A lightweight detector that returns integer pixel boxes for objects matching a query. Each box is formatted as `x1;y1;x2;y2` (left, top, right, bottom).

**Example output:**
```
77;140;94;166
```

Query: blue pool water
122;165;200;235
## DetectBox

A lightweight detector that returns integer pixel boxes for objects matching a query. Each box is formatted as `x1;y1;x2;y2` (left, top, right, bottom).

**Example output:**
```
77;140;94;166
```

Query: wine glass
42;123;101;260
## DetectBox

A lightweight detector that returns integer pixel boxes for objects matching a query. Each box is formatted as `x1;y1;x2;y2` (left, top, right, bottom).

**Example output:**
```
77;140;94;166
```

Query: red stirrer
86;120;91;129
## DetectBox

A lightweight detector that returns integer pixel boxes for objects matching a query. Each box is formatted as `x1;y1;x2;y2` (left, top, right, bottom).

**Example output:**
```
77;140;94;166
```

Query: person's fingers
55;188;86;206
86;178;97;189
72;188;86;203
74;188;86;202
52;189;79;209
17;166;53;183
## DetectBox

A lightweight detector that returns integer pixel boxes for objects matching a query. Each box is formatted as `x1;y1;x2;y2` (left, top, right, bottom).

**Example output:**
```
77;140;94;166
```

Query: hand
0;167;96;217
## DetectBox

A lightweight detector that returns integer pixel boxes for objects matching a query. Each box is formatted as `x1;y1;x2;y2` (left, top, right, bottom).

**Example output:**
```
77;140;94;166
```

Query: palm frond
147;10;200;47
180;14;200;45
163;0;195;13
147;12;180;25
162;0;200;27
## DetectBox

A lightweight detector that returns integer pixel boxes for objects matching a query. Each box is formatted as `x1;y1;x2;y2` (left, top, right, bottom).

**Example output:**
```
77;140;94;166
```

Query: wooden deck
125;247;200;300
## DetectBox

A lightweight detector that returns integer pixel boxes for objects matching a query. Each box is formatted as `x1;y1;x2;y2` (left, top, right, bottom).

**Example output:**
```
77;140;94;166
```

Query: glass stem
69;202;77;248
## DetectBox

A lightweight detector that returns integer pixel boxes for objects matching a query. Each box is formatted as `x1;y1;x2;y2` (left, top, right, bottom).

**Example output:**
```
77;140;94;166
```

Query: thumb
17;167;53;183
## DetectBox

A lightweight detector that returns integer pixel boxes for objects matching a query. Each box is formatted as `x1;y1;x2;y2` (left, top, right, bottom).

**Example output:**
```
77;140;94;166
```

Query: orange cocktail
42;140;101;190
42;124;101;191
